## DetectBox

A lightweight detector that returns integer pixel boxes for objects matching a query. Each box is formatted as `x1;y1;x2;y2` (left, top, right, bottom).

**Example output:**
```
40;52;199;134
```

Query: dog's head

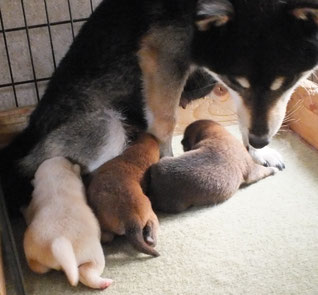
182;119;222;151
192;0;318;148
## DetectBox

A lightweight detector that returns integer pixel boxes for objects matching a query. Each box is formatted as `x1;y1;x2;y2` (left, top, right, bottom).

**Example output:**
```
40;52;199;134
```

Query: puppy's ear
291;6;318;25
181;137;191;152
72;164;81;176
196;0;234;31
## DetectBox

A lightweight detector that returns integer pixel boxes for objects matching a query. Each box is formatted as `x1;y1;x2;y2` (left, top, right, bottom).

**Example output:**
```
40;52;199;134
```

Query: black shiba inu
1;0;318;215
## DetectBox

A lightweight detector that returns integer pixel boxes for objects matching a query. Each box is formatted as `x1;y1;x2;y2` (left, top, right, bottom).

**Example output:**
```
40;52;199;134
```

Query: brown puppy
149;120;278;213
88;133;160;257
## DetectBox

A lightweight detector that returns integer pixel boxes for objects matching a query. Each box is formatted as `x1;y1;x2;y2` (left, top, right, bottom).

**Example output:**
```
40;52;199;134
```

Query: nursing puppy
88;133;160;257
23;157;112;289
149;120;278;213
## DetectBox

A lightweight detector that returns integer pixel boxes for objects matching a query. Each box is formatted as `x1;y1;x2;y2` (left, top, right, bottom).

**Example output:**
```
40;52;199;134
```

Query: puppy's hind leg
143;212;159;247
79;263;112;290
28;259;50;274
245;164;279;185
101;231;115;243
79;244;112;290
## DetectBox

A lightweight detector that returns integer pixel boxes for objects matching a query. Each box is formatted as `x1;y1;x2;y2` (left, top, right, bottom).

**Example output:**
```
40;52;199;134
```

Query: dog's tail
125;220;160;257
51;236;79;286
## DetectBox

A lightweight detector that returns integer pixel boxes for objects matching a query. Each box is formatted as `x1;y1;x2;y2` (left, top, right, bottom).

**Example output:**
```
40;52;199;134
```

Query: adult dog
1;0;318;215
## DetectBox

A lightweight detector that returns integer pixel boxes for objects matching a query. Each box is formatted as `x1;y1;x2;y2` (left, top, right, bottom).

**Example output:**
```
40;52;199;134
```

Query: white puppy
23;156;112;289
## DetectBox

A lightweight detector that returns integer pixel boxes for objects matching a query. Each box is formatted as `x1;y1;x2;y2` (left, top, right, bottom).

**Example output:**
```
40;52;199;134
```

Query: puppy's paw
143;223;156;247
248;146;285;170
143;217;159;247
99;278;113;290
269;167;280;175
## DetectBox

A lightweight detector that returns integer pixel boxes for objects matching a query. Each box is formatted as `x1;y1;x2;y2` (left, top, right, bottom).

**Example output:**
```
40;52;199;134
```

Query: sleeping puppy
87;133;160;257
23;157;112;289
149;120;278;213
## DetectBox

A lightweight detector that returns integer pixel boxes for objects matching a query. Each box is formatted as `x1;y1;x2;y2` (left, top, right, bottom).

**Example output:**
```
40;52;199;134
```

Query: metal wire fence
0;0;99;111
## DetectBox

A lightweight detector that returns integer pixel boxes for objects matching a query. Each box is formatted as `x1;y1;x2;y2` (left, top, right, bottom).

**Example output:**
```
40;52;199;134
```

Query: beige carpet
7;126;318;295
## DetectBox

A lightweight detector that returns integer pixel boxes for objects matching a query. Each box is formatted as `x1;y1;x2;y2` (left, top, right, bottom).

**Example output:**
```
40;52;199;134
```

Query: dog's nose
248;134;269;149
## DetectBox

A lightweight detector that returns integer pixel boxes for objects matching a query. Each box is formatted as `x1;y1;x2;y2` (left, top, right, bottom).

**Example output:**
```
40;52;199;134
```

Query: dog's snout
248;134;269;149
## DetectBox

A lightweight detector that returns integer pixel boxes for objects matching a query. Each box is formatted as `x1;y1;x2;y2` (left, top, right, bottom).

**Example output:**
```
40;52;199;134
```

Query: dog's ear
291;6;318;25
196;0;234;31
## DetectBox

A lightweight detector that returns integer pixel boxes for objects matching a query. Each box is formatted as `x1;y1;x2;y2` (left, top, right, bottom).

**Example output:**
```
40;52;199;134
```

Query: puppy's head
34;157;81;183
193;0;318;148
182;120;222;151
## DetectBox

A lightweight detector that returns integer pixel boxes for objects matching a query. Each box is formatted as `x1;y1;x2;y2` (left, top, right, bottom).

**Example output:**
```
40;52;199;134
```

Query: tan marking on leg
245;164;277;184
138;33;189;153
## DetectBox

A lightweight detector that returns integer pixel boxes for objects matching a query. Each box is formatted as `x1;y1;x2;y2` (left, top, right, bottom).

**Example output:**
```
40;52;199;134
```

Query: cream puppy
23;157;112;289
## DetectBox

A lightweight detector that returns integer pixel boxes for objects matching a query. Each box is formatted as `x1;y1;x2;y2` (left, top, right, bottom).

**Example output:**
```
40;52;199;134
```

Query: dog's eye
234;77;250;89
270;77;285;91
227;76;251;89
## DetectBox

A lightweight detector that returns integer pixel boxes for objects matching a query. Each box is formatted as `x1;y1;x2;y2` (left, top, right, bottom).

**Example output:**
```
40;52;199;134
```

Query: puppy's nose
248;134;269;149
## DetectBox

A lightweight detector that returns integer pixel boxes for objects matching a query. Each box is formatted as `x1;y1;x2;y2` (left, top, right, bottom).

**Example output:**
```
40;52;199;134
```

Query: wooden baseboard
287;81;318;150
0;82;317;151
0;106;34;148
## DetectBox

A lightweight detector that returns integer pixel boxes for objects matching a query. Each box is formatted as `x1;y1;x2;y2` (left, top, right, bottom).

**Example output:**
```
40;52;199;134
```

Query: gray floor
7;127;318;295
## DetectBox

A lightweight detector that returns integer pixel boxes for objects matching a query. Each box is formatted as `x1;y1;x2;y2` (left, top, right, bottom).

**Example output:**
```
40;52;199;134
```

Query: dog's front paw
248;146;285;170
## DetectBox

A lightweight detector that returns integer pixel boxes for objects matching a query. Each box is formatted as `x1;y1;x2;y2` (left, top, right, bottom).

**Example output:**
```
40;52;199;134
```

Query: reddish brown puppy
149;120;278;213
88;133;160;257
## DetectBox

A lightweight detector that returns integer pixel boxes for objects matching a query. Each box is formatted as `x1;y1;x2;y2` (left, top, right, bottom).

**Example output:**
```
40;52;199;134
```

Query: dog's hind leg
79;244;112;289
79;262;112;290
28;259;50;274
245;164;279;185
138;28;191;157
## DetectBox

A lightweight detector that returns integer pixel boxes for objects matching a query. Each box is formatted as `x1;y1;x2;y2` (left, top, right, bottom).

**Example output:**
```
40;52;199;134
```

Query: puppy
23;157;112;289
149;120;278;213
87;133;160;257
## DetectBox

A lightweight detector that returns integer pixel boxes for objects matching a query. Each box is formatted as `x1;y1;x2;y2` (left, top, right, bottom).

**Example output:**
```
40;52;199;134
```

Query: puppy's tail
125;220;160;257
51;236;79;286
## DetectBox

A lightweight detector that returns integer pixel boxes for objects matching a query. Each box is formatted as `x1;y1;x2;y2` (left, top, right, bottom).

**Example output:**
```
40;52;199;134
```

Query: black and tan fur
1;0;318;215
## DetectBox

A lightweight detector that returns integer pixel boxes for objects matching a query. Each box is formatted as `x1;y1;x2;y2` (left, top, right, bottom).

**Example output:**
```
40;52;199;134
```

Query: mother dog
1;0;318;215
